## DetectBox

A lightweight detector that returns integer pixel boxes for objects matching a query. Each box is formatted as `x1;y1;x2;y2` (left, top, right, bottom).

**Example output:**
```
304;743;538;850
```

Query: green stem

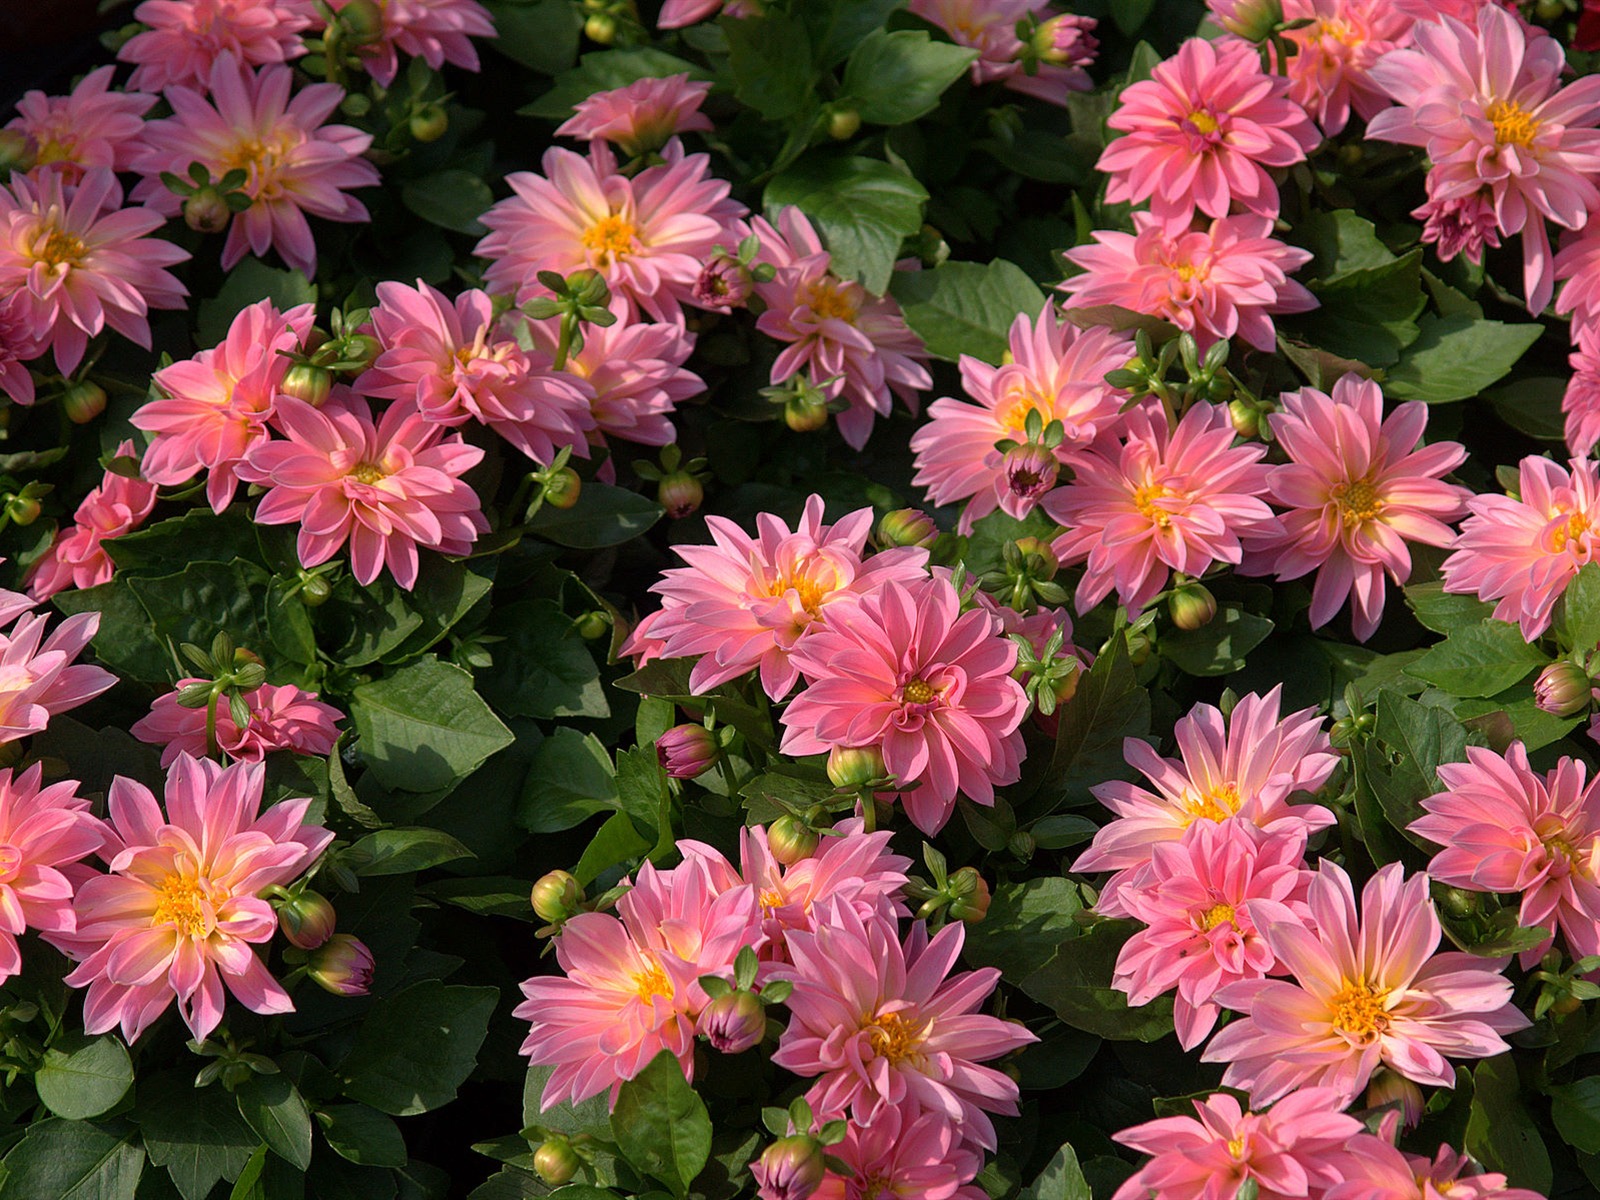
205;687;222;760
552;312;576;372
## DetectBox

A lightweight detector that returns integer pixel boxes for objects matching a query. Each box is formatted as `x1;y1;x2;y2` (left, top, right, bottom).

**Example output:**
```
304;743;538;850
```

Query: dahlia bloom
0;765;104;982
771;900;1037;1151
26;441;160;601
1367;5;1600;313
751;208;932;450
0;299;42;406
1256;374;1470;642
132;54;379;278
1060;213;1316;353
1557;220;1600;338
118;0;316;91
1099;37;1319;232
135;299;317;513
1203;861;1527;1106
1567;332;1600;458
1415;191;1505;265
476;140;744;322
1113;822;1314;1050
517;859;762;1109
1412;744;1600;967
1044;400;1279;614
1277;0;1411;137
781;574;1030;835
1111;1088;1366;1200
356;280;595;465
812;1102;987;1200
5;66;154;180
657;0;760;29
131;678;343;767
642;494;930;700
58;755;334;1042
1440;454;1600;639
909;309;1132;533
908;0;1096;103
1326;1136;1546;1200
556;74;714;157
1073;688;1339;917
239;395;489;589
327;0;495;86
1391;0;1520;28
0;168;188;377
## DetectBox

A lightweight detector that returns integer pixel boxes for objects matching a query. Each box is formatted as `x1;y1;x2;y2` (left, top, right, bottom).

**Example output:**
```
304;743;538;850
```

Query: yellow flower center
582;213;636;265
632;958;673;1002
34;138;75;166
1133;483;1177;529
902;677;937;705
32;225;85;269
349;462;386;485
1199;901;1236;931
1185;109;1220;136
1184;782;1242;824
1535;813;1595;876
1552;509;1592;553
759;888;786;911
995;385;1051;435
1226;1136;1247;1159
807;280;859;324
1486;99;1540;148
1333;478;1383;524
1328;980;1390;1043
867;1010;926;1064
152;875;209;939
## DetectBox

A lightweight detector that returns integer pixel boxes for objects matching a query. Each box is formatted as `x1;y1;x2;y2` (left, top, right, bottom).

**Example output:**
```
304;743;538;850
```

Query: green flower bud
306;934;374;996
1535;660;1594;718
875;508;938;550
183;186;233;234
533;1136;581;1187
61;380;107;425
767;815;820;866
278;890;336;950
409;104;449;144
947;867;991;923
826;744;886;790
1168;582;1217;631
543;467;582;510
530;870;584;924
281;363;332;407
827;107;861;140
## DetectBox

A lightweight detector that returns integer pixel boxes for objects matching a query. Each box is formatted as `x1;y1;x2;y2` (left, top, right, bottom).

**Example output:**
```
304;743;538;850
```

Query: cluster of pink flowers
28;441;159;601
132;677;342;766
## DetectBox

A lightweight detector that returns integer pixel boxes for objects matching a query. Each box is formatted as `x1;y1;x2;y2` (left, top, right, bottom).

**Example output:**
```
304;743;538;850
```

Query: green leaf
1019;921;1173;1041
0;1118;143;1200
803;0;904;67
521;49;708;121
401;170;493;236
1287;251;1425;369
1032;633;1150;813
889;259;1045;364
1384;314;1544;403
1405;621;1547;698
1560;561;1600;653
483;0;581;74
519;729;617;833
840;29;975;125
235;1076;312;1172
347;827;474;876
962;878;1084;978
479;599;608;719
765;156;928;294
138;1073;258;1200
107;508;263;575
572;811;652;885
1110;0;1157;35
523;1064;614;1140
1292;210;1398;279
127;560;277;671
528;483;664;549
724;11;813;121
339;983;497;1116
419;875;537;922
34;1034;134;1121
316;1105;408;1169
1404;582;1495;636
198;261;317;346
1160;606;1274;677
1019;1143;1092;1200
1486;376;1567;442
611;1052;712;1199
351;657;515;795
53;580;174;685
1466;1055;1551;1194
1552;1077;1600;1153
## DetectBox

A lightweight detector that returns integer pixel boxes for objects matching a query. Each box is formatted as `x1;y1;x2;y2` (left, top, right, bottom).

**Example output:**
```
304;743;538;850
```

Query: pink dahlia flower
1367;5;1600;313
1440;454;1600;639
1112;1088;1364;1200
908;0;1096;103
1556;221;1600;338
1412;744;1600;967
1060;213;1316;353
131;678;342;767
1566;331;1600;458
27;441;159;601
909;309;1132;533
327;0;495;87
771;900;1037;1151
1276;0;1411;137
1113;822;1314;1050
132;54;379;278
1326;1135;1546;1200
1099;37;1319;232
812;1101;987;1200
1043;399;1279;614
5;66;154;181
477;140;744;323
1391;0;1520;29
1073;687;1339;918
118;0;317;92
1255;373;1470;642
780;574;1030;835
0;765;104;982
356;280;595;465
658;0;761;29
0;298;42;406
1203;861;1527;1106
642;494;930;701
0;611;116;743
556;74;714;158
240;395;489;589
517;858;762;1109
58;754;334;1042
0;168;187;378
135;299;316;513
752;208;932;450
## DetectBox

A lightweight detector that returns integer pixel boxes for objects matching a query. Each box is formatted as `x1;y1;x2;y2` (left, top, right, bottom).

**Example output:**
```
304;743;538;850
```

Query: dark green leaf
1287;250;1425;369
840;29;975;125
1405;621;1547;697
572;811;652;885
1552;1077;1600;1153
419;875;537;922
127;560;275;671
889;259;1045;364
765;156;928;294
483;0;581;74
1466;1055;1551;1194
962;878;1083;978
1404;582;1495;636
612;1052;712;1198
528;483;664;549
803;0;904;67
347;827;474;875
316;1105;408;1169
1020;921;1174;1041
53;581;174;684
339;982;498;1116
521;49;708;121
34;1034;134;1121
1385;315;1544;403
1019;1143;1091;1200
1291;210;1397;279
0;1118;143;1200
235;1076;312;1172
401;170;493;236
1032;633;1149;813
479;599;608;720
138;1073;258;1200
1160;606;1274;677
519;729;617;833
1486;376;1567;442
351;657;515;795
1560;561;1600;653
198;262;316;346
724;12;813;121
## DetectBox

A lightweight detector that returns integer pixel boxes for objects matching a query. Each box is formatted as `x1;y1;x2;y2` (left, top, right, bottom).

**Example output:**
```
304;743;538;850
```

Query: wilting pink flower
1327;1135;1546;1200
1111;1088;1366;1200
908;0;1095;102
27;441;159;601
0;611;115;743
1368;6;1600;313
643;494;930;700
328;0;494;86
132;54;379;277
1277;0;1410;136
1114;822;1313;1050
135;299;316;513
119;0;316;91
477;140;743;323
58;755;333;1042
0;765;103;982
1412;744;1600;967
1060;213;1315;353
1044;400;1278;614
1441;454;1600;639
1100;37;1318;232
1204;861;1527;1106
1566;331;1600;458
357;279;595;464
812;1101;987;1200
772;900;1037;1151
557;74;713;157
132;679;342;767
910;310;1132;533
1074;688;1339;918
4;66;153;181
517;858;762;1108
1254;373;1470;641
781;574;1029;835
240;395;488;589
0;169;187;377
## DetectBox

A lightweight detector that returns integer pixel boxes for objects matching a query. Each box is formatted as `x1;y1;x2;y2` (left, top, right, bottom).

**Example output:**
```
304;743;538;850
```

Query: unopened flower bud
694;257;750;310
947;867;991;923
574;610;609;640
876;507;938;550
4;494;39;526
0;130;34;175
409;103;448;144
1364;1070;1424;1129
1535;661;1594;718
827;744;886;790
698;990;765;1053
1002;442;1059;504
281;363;332;407
753;1136;826;1200
543;467;582;510
1169;582;1217;631
1031;13;1098;66
1208;0;1283;41
827;107;861;140
278;889;337;950
184;186;233;234
533;1136;581;1187
306;934;374;997
1435;884;1480;919
1228;397;1263;439
336;333;381;372
531;871;584;925
299;572;332;606
784;392;829;433
657;724;719;779
584;12;617;43
766;815;820;866
61;380;107;425
1012;536;1058;580
659;471;703;519
338;0;385;44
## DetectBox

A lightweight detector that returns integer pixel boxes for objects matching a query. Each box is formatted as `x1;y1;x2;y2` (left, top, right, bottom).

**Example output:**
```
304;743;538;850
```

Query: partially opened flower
556;74;714;157
118;0;317;91
0;765;103;982
132;679;343;767
27;441;159;601
327;0;495;86
811;1101;987;1200
0;298;42;406
1277;0;1411;137
5;66;154;180
0;611;116;744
